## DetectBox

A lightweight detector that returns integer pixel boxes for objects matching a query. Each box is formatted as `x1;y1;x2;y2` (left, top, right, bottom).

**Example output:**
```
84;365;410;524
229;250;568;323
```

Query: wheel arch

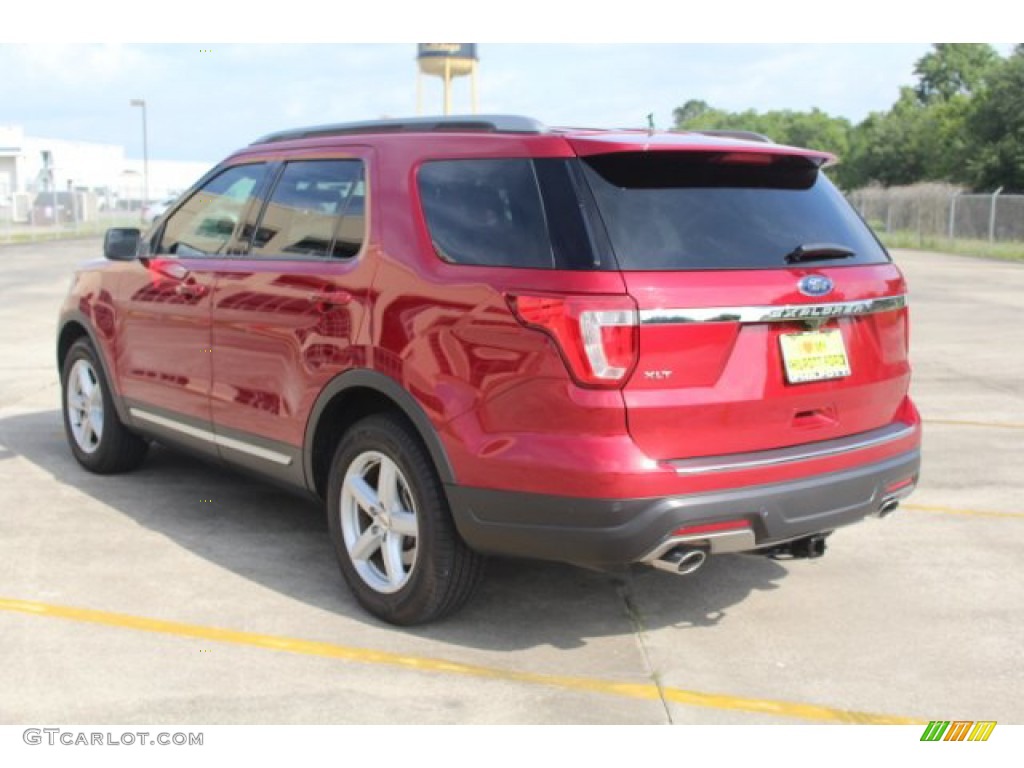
57;313;131;424
304;369;456;500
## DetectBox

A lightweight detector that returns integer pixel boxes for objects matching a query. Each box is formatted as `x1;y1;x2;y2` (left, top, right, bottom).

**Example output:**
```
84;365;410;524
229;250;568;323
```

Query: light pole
129;99;149;221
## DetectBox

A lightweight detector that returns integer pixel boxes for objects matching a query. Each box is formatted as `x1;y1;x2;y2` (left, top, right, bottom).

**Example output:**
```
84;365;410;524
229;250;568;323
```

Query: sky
0;3;1016;166
0;43;940;164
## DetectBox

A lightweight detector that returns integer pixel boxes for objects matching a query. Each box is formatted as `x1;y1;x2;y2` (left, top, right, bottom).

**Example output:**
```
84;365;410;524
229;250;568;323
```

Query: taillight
508;294;638;388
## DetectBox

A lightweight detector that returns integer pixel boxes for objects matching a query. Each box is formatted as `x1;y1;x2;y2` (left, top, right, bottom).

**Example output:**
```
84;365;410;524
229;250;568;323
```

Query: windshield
581;152;889;271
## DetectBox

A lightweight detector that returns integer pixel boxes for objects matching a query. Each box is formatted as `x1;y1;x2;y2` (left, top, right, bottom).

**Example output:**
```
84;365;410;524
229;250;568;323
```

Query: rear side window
251;160;365;259
581;152;889;270
419;159;554;268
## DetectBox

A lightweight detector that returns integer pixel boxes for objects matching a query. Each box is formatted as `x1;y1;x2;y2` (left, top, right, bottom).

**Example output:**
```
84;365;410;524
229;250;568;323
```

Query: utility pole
130;99;149;221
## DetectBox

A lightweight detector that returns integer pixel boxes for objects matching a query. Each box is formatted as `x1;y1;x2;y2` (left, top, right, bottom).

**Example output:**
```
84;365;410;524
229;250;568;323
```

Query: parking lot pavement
0;240;1021;724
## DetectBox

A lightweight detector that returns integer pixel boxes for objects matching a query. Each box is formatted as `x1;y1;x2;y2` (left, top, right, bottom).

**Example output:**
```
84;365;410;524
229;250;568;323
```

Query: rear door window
581;152;889;270
250;159;365;259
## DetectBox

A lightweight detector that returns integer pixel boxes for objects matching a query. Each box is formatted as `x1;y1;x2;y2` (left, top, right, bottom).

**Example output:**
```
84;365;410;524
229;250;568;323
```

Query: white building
0;124;211;221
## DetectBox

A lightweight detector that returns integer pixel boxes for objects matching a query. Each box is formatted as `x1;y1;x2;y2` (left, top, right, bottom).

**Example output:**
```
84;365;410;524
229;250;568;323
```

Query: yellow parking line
902;503;1024;519
0;595;919;725
924;418;1024;430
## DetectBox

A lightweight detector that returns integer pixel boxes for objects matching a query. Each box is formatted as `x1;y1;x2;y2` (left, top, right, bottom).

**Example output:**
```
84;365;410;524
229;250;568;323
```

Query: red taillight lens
508;294;638;388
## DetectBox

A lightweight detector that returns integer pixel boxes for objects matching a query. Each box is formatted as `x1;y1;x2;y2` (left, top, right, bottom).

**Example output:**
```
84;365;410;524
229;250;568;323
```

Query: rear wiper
784;243;855;264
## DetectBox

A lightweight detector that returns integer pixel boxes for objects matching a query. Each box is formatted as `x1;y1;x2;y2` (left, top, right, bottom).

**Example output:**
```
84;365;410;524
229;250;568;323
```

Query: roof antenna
646;113;655;135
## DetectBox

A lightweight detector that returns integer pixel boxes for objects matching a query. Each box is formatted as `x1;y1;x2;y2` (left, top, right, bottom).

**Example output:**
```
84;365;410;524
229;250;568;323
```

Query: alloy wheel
339;450;420;594
67;359;104;454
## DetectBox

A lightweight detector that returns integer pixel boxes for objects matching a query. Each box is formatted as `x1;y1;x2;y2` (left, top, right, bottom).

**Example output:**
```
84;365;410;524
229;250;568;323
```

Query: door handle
148;259;205;297
150;260;189;281
175;279;207;298
309;289;352;308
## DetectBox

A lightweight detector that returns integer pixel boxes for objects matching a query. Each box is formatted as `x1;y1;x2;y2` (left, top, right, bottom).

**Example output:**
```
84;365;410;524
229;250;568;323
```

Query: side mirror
103;228;141;261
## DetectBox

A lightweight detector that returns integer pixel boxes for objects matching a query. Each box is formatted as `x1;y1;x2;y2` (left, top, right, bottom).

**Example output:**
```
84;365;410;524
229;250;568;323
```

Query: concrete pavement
0;240;1020;724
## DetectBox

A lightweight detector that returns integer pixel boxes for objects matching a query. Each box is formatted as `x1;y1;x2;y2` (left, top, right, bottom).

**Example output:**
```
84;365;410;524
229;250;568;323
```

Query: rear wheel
327;414;484;625
61;338;148;473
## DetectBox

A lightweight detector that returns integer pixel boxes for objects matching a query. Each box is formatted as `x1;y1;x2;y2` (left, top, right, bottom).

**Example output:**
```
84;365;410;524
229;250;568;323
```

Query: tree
672;99;713;125
668;45;1020;191
673;104;854;184
845;83;982;188
845;89;931;187
967;48;1024;191
672;105;850;155
914;43;1000;103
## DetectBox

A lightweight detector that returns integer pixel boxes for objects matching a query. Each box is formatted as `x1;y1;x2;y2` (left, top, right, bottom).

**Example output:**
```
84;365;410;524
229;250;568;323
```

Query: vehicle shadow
1;408;790;651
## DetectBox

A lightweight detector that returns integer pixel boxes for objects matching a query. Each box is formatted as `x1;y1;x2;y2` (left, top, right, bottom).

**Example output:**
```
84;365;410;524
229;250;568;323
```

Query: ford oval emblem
799;275;833;297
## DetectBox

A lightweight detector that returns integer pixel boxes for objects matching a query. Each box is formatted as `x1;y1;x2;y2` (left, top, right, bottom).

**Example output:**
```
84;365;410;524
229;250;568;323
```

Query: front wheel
327;414;484;625
61;338;148;473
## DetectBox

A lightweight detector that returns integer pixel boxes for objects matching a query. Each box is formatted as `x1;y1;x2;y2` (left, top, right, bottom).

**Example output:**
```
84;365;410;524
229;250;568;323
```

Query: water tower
417;44;478;115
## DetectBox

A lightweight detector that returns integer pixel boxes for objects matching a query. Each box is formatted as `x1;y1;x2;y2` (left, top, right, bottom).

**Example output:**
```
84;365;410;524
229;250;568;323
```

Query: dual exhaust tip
879;498;900;518
651;532;830;573
651;546;708;576
649;499;902;576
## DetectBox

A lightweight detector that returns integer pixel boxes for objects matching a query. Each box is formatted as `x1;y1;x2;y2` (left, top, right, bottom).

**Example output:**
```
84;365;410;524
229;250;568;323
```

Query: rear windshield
581;152;889;270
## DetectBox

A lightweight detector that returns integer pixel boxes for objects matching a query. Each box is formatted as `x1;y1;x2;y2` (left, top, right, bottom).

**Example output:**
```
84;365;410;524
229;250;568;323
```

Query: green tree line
673;44;1024;192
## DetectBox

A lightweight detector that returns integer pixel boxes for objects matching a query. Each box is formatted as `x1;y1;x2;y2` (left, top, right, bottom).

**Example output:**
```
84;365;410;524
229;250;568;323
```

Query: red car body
58;116;920;623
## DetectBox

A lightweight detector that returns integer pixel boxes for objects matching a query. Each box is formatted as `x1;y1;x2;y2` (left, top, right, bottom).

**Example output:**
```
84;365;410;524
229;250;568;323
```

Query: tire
327;413;484;625
61;338;149;474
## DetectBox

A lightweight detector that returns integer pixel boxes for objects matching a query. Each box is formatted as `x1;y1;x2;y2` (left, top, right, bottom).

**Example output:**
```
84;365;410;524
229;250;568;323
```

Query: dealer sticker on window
779;329;851;384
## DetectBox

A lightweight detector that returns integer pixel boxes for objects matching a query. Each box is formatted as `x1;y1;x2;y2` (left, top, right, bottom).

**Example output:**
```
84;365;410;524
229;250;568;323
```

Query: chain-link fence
7;181;1022;247
1;194;140;244
848;184;1024;243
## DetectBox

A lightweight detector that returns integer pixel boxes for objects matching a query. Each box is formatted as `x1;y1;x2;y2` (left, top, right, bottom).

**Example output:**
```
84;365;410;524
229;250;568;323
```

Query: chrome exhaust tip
879;498;900;518
651;546;708;576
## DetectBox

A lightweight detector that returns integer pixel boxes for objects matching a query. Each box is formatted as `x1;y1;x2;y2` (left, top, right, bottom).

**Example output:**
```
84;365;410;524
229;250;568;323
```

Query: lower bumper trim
446;449;920;566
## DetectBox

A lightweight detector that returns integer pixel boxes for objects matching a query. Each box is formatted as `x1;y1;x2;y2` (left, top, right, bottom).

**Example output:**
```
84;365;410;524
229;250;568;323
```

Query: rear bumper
446;448;920;566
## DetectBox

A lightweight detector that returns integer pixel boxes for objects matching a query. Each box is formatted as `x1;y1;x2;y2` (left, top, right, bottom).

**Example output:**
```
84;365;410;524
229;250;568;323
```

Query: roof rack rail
688;129;774;144
253;115;547;145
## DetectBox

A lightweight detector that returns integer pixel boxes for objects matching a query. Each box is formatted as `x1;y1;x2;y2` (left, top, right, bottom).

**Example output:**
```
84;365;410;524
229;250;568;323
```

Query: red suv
58;116;920;624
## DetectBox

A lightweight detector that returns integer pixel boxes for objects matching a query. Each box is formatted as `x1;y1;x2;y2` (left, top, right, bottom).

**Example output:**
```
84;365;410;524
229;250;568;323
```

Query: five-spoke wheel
66;358;105;454
327;414;484;625
61;338;148;473
340;451;420;593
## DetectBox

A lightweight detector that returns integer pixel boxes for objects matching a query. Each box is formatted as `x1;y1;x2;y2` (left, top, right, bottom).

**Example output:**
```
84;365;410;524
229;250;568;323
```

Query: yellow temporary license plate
779;329;851;384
